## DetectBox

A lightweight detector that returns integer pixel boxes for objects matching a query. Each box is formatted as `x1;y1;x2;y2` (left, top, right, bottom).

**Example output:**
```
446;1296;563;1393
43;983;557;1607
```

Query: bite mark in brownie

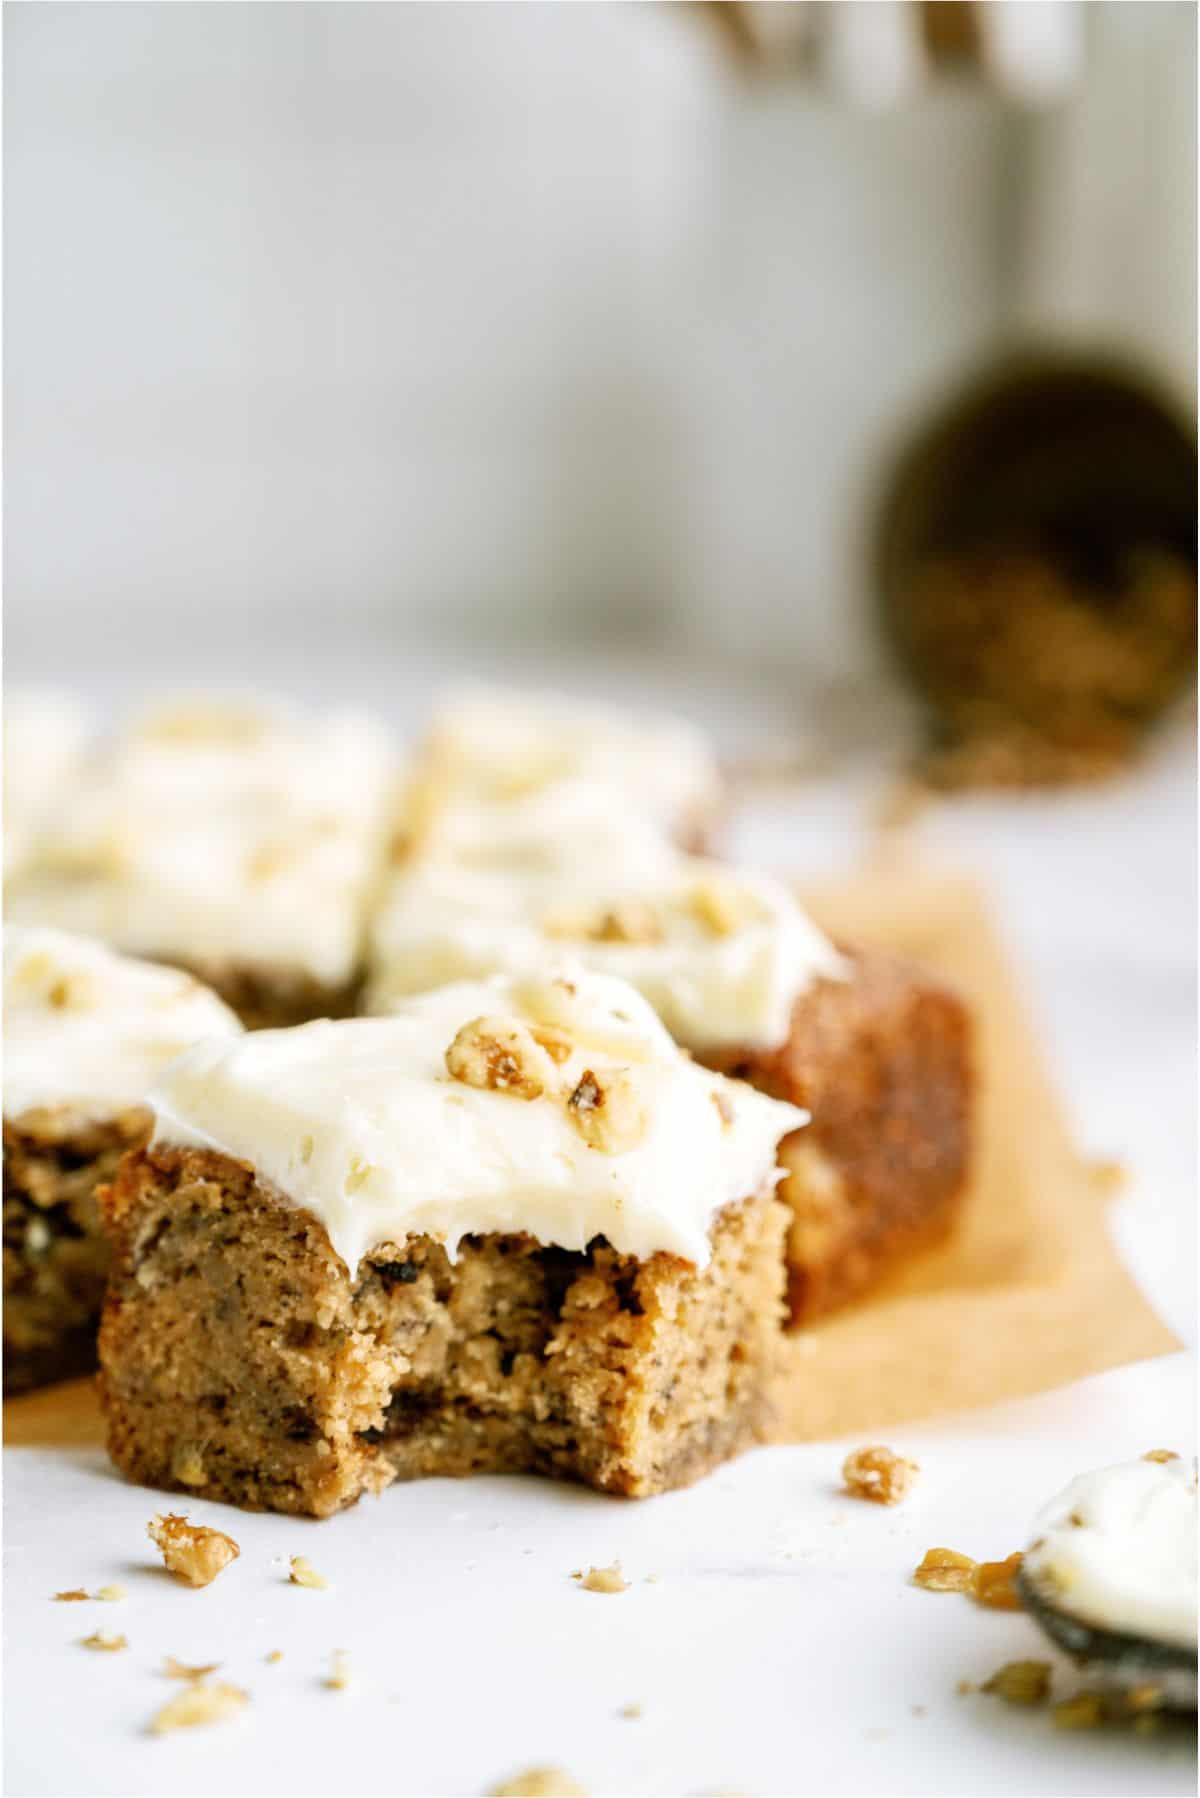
98;1144;787;1515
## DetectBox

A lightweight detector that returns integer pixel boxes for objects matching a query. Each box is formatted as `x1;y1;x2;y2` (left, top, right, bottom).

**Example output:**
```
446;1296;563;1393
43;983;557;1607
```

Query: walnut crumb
982;1661;1052;1706
973;1552;1024;1610
265;1650;283;1665
489;1770;588;1797
288;1554;328;1590
163;1656;220;1681
445;1015;553;1100
573;1562;628;1594
81;1630;128;1652
955;1679;974;1697
325;1650;351;1690
147;1514;240;1588
565;1069;646;1153
95;1583;126;1602
842;1445;919;1505
912;1547;977;1593
1052;1692;1105;1730
54;1589;89;1602
618;1702;643;1720
1143;1448;1180;1463
147;1680;248;1735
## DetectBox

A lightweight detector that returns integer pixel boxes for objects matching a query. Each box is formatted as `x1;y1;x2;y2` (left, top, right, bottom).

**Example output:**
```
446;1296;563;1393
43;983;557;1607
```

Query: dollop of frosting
150;968;807;1274
6;694;399;986
4;927;242;1120
368;858;843;1051
1023;1456;1198;1650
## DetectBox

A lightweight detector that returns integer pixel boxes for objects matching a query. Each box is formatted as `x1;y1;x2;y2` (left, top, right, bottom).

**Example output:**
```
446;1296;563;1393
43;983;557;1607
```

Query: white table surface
4;657;1196;1797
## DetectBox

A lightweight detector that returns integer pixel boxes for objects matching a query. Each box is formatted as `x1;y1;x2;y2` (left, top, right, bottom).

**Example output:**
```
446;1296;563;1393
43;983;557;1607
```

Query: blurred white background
6;2;1194;695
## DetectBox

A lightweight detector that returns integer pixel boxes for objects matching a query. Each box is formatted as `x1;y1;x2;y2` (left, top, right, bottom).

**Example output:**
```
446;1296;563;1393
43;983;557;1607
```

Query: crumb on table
982;1661;1052;1706
147;1514;240;1589
81;1630;128;1652
572;1562;628;1595
54;1589;89;1603
265;1650;283;1665
95;1583;126;1602
163;1656;220;1681
1144;1448;1180;1463
618;1701;643;1720
1052;1692;1105;1730
972;1552;1023;1610
488;1769;588;1797
147;1680;248;1735
912;1547;977;1593
842;1445;919;1505
288;1554;329;1590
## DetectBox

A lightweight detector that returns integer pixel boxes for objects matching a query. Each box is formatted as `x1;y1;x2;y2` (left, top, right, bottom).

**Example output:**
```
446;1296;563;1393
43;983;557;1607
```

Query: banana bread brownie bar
6;696;400;1028
99;970;801;1513
4;929;241;1393
704;951;972;1323
366;860;973;1326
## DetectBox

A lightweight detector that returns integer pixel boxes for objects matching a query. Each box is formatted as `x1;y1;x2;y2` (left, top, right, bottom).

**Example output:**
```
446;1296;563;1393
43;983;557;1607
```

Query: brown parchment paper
775;867;1179;1439
3;869;1178;1453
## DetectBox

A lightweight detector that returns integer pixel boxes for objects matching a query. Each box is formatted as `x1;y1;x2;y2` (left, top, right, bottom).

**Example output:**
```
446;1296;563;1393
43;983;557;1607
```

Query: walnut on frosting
445;1016;555;1101
566;1067;646;1153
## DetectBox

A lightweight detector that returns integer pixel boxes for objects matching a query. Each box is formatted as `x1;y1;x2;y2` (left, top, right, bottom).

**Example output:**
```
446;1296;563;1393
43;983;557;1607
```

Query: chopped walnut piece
163;1656;220;1682
489;1770;588;1797
566;1069;646;1153
54;1589;89;1602
95;1584;126;1602
288;1554;328;1590
982;1661;1052;1705
147;1680;248;1735
573;1562;628;1594
913;1547;977;1593
842;1445;919;1506
81;1630;128;1652
445;1016;553;1101
973;1552;1024;1610
147;1514;240;1589
1052;1692;1105;1730
1143;1449;1180;1463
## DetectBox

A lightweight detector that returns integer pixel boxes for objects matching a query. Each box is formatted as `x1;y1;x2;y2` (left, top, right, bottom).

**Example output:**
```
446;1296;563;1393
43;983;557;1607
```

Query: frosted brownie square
99;970;801;1513
3;929;241;1394
6;695;400;1027
366;859;973;1325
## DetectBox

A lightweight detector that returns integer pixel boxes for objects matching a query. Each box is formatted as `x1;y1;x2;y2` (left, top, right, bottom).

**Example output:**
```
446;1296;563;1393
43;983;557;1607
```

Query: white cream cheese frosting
4;927;242;1120
6;695;400;986
1023;1456;1198;1650
421;684;721;840
368;858;843;1051
150;968;808;1275
3;690;89;882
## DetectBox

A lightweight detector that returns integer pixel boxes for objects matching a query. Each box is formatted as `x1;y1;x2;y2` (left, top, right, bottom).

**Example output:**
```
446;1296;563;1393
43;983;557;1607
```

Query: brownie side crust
703;949;973;1325
3;1104;150;1395
98;1144;787;1516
